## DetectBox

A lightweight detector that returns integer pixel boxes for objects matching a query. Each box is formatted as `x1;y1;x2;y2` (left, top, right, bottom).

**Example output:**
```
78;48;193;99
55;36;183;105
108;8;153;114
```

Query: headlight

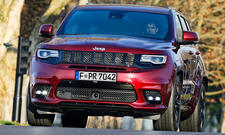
140;55;167;64
37;49;59;59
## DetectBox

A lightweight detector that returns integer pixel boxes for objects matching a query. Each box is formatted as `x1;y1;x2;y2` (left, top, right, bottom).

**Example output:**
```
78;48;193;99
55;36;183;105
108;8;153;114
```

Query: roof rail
86;3;94;5
168;7;173;15
165;6;173;10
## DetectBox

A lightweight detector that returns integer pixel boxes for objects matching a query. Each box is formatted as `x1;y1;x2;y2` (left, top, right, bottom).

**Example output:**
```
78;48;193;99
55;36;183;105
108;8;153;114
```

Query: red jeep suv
27;4;208;131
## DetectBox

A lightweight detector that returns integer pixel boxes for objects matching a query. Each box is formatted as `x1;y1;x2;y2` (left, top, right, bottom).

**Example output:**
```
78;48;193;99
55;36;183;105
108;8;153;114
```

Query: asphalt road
0;126;221;135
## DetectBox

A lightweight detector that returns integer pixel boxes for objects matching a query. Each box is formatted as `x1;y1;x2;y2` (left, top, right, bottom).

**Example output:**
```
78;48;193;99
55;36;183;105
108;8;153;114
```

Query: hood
40;35;174;53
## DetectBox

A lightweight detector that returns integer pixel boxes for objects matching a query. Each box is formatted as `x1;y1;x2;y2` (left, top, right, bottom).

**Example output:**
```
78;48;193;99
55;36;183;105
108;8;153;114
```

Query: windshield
57;10;171;40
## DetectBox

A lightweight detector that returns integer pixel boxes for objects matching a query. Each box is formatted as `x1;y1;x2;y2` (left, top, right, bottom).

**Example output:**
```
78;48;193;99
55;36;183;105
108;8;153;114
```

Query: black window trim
177;15;186;32
174;13;183;42
180;16;190;31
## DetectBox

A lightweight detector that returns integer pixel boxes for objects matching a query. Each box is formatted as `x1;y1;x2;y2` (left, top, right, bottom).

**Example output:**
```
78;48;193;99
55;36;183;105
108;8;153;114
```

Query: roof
77;4;170;14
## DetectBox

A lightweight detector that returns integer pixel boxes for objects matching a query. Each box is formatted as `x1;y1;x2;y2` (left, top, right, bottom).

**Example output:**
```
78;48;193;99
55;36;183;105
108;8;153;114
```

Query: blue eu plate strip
75;71;79;80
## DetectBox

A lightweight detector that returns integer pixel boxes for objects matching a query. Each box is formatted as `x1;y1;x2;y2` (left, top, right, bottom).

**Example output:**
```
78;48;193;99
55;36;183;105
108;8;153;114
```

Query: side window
185;20;191;31
180;16;188;31
175;15;183;42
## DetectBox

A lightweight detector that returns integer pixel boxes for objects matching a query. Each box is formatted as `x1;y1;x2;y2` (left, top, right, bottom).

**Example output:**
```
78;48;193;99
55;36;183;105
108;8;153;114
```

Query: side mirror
182;31;198;45
39;24;53;38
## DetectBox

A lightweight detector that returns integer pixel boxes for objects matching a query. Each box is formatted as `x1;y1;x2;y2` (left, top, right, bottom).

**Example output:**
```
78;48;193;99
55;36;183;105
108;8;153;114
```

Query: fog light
36;90;42;95
42;90;48;96
35;84;51;99
144;90;162;105
148;96;154;101
155;96;161;101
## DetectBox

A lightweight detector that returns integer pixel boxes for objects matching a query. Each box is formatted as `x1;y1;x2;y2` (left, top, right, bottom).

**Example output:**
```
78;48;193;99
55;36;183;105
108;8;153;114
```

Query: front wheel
179;85;206;132
26;86;55;126
153;75;182;131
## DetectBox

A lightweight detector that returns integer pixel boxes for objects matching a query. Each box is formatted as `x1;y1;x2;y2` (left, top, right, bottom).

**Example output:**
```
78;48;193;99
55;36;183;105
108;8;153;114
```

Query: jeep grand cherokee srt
27;4;208;131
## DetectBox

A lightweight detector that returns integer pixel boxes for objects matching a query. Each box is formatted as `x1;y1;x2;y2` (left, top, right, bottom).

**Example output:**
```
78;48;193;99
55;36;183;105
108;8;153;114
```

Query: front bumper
30;60;175;116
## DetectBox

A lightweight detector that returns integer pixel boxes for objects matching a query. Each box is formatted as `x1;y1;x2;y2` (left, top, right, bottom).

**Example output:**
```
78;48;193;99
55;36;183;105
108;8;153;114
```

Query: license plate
75;71;117;82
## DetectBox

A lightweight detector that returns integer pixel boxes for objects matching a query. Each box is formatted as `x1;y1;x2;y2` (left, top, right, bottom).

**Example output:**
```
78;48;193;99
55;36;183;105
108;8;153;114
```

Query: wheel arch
202;76;208;90
176;70;184;83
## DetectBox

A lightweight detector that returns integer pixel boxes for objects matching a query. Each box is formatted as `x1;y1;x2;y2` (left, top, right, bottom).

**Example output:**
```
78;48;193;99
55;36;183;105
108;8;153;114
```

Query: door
175;14;200;109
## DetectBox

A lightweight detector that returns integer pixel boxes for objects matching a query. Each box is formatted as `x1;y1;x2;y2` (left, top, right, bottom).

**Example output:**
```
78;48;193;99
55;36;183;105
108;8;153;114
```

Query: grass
0;120;29;126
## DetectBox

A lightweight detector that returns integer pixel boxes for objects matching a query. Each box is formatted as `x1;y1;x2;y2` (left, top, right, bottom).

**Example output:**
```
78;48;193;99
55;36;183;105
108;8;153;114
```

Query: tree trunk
0;0;24;121
221;110;225;133
0;0;24;60
221;93;225;133
29;0;73;53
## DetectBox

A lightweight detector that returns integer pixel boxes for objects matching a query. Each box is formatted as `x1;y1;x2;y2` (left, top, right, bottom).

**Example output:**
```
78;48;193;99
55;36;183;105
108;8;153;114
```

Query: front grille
61;51;135;67
56;81;137;103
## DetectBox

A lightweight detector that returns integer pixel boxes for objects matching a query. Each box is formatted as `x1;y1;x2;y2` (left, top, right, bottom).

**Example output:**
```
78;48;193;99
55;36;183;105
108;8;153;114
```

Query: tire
180;85;205;132
61;111;88;128
153;75;182;131
26;84;55;126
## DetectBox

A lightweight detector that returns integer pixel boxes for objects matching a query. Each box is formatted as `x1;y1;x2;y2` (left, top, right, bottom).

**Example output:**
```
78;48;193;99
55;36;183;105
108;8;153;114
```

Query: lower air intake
56;81;137;103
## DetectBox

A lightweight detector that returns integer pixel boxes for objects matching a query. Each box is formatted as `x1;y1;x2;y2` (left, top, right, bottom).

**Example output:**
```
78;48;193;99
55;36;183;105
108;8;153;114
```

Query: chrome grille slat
126;53;135;67
115;53;124;65
73;51;82;63
104;52;114;65
94;52;103;64
62;51;72;63
83;52;92;64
